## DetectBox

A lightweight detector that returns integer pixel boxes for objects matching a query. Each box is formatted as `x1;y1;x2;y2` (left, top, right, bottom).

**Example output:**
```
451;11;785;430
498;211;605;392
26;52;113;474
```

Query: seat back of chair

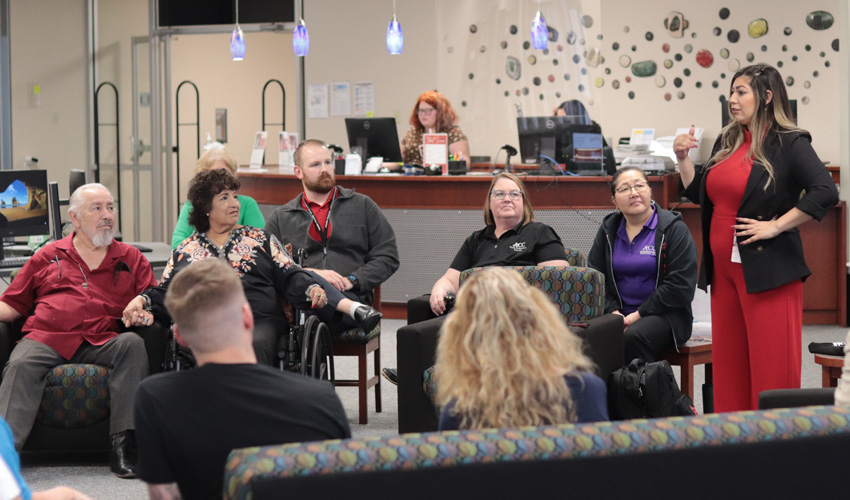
458;266;605;324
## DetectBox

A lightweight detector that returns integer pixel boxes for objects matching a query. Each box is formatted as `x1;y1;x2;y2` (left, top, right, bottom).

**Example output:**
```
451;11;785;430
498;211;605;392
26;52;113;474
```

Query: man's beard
83;224;114;248
305;173;335;194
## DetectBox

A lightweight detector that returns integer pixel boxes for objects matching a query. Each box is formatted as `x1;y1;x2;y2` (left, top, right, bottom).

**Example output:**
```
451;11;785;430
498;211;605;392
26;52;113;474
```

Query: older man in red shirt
0;183;155;478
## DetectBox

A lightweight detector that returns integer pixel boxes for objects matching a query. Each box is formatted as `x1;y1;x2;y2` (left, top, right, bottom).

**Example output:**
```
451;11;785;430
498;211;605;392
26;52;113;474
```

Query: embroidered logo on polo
640;244;656;256
510;242;527;252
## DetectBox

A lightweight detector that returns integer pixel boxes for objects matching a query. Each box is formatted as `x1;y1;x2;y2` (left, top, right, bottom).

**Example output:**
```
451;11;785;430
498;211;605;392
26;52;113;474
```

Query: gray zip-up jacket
264;187;400;301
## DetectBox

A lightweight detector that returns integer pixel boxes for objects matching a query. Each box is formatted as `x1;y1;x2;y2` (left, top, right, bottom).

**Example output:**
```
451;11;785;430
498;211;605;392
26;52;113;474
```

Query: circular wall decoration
728;59;740;70
727;30;740;43
655;75;666;87
612;80;620;89
664;93;672;101
628;91;635;99
719;8;730;20
785;76;794;86
646;32;654;41
594;77;605;88
469;25;477;33
802;96;810;104
696;49;714;67
721;48;731;59
677;91;685;99
664;59;673;69
509;25;518;35
613;42;620;50
713;27;722;36
684;44;693;53
619;55;632;67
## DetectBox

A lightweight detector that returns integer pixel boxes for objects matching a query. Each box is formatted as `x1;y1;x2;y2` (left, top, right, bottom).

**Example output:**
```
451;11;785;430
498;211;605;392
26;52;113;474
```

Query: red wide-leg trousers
710;256;802;412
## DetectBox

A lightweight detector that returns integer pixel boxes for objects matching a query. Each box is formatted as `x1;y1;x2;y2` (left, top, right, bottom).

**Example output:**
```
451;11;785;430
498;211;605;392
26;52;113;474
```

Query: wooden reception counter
238;169;846;326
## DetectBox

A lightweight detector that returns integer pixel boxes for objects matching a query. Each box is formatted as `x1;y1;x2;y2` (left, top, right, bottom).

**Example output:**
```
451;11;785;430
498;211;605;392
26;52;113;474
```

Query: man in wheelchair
135;258;350;500
0;184;157;478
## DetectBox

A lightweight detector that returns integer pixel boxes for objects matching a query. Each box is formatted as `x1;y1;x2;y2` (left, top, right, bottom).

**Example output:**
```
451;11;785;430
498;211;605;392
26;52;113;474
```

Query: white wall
433;0;840;164
10;0;87;185
303;0;437;148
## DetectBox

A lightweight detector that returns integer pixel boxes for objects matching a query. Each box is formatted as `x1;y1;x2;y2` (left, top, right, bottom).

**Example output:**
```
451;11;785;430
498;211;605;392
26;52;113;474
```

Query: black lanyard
303;186;339;246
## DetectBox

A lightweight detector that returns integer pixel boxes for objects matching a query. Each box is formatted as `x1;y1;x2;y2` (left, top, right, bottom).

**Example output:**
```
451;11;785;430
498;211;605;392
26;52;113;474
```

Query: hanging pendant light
386;0;403;55
293;18;310;57
531;10;548;50
230;0;245;61
230;27;245;61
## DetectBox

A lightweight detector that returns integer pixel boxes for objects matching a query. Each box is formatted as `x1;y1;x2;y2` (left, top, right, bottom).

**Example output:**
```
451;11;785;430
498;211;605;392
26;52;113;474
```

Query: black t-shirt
135;363;351;500
450;221;566;271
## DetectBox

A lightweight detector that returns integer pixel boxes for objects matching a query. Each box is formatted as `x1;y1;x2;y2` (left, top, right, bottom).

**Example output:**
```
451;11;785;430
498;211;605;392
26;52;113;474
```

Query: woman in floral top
400;91;469;166
125;169;382;366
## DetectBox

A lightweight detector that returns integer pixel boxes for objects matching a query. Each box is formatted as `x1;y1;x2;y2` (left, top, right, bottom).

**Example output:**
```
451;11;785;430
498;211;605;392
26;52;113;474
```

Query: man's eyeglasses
614;183;649;195
491;190;523;200
417;107;436;116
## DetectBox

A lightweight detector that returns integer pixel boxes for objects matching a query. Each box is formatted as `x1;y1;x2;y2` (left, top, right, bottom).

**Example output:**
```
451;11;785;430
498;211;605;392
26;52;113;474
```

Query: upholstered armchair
397;264;624;433
0;320;167;453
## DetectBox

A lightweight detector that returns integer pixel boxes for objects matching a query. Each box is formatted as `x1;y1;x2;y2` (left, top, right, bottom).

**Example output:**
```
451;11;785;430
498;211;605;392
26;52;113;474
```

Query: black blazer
681;129;838;294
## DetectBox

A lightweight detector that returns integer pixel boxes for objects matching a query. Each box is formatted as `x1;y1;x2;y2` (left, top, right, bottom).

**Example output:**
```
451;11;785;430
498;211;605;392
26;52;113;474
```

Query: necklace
77;263;88;289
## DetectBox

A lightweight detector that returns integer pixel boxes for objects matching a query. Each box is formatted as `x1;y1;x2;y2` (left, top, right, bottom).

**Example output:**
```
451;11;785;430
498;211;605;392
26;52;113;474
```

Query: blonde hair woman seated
435;268;609;430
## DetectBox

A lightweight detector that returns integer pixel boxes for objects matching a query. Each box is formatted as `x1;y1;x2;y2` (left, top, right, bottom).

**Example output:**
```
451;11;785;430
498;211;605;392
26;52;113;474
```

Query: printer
621;155;676;176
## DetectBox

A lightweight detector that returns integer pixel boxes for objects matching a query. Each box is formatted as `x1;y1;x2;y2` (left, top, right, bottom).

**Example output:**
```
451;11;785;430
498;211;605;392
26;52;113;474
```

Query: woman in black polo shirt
429;172;569;315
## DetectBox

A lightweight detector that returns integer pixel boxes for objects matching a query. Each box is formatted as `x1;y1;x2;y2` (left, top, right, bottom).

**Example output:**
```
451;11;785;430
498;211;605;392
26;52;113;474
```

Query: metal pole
149;0;163;241
295;0;305;140
164;34;174;237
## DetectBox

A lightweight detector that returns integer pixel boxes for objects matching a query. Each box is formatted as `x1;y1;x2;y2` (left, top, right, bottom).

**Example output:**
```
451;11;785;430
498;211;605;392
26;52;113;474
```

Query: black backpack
608;358;697;420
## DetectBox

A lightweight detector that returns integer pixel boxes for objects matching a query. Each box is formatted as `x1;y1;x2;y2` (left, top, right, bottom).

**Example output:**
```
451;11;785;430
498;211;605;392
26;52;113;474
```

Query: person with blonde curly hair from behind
435;268;609;430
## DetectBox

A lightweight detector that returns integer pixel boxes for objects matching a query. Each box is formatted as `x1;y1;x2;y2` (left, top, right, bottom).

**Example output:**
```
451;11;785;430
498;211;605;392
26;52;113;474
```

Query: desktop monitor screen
0;170;49;238
517;116;607;173
345;118;404;163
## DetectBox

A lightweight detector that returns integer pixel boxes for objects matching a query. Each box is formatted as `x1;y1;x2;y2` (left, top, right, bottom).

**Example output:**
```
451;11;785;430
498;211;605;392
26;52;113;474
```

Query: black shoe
353;305;382;332
110;430;137;479
382;368;398;386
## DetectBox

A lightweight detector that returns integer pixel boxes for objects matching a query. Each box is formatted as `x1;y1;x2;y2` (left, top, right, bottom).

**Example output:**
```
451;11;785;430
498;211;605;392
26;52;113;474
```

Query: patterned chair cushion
37;364;111;429
332;324;381;344
423;366;437;406
224;406;850;500
564;247;587;267
459;266;605;323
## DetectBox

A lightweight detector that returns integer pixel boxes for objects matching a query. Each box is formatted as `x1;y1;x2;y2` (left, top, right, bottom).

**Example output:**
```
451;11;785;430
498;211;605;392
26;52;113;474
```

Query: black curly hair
187;168;240;233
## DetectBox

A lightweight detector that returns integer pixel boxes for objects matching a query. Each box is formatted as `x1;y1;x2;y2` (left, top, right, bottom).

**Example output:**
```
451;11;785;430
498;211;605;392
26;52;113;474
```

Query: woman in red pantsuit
674;65;838;411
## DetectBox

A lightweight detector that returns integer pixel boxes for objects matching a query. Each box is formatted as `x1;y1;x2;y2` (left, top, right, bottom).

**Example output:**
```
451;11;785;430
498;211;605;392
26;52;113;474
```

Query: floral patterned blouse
143;226;316;323
401;125;468;165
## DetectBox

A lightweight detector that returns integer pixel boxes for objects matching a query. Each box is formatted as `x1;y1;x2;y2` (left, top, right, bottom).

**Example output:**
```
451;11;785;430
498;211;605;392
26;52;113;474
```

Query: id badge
731;227;742;263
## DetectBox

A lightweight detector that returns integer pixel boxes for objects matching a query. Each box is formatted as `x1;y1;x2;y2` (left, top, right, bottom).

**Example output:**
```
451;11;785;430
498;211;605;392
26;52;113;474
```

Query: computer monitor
0;170;50;260
517;116;612;174
344;118;404;163
0;170;50;239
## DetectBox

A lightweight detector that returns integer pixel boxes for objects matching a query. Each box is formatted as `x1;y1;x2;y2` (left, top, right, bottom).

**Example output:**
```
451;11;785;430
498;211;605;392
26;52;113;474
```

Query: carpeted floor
21;319;848;499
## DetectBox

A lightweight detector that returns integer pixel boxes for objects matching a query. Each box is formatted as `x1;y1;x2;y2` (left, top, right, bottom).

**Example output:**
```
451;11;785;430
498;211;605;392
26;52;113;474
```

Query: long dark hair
709;64;802;189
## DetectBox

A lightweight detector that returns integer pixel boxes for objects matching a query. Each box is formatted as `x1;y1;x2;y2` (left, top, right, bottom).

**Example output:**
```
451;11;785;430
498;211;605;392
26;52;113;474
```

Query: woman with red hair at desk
401;91;470;166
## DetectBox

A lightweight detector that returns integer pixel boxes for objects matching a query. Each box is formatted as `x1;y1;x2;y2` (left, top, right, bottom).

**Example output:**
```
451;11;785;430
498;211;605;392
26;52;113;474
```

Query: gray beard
84;226;114;248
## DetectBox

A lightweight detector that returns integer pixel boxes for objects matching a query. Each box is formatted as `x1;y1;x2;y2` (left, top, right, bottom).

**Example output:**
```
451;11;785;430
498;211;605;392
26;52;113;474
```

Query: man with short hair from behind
265;139;399;333
135;258;350;500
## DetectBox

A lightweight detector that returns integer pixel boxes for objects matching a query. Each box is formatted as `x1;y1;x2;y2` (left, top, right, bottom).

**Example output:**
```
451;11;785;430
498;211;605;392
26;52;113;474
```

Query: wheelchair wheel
299;315;320;376
308;321;334;381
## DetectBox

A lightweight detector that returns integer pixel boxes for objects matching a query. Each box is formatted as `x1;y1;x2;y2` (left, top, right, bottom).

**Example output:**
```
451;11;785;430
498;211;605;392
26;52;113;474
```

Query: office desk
239;170;846;326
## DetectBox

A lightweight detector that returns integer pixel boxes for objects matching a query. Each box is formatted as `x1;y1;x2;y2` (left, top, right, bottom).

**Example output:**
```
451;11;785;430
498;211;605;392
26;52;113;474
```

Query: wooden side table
813;353;845;388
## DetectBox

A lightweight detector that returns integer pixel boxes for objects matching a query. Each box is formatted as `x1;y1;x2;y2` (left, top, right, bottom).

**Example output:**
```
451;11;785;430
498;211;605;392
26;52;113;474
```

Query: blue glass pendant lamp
387;0;403;54
293;19;310;57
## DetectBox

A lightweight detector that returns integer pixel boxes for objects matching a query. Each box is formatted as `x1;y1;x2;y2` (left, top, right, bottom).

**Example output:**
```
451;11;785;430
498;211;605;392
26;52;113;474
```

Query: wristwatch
348;274;359;291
